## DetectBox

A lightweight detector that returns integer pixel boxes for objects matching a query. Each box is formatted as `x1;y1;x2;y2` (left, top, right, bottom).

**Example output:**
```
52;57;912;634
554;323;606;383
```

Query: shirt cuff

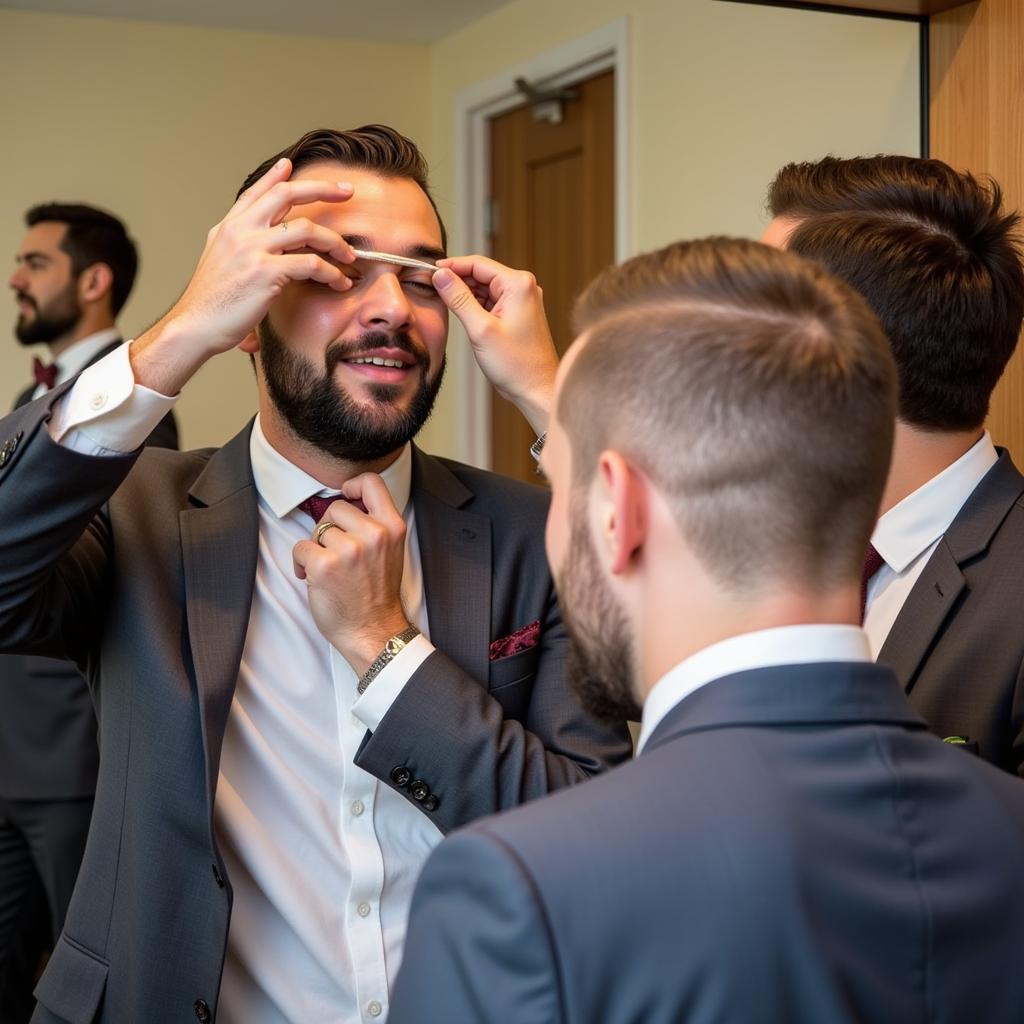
351;634;435;733
48;339;178;454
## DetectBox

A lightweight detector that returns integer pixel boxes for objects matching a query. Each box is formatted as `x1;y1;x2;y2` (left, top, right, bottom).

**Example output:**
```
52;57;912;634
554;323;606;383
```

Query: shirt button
357;901;371;918
351;800;365;817
367;1001;383;1018
89;391;107;411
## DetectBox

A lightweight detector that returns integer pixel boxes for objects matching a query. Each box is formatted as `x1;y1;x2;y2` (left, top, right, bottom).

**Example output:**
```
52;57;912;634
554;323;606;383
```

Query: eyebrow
342;235;446;264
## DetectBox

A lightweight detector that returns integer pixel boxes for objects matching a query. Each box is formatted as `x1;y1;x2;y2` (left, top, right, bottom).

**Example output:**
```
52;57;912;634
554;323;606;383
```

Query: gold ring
315;521;338;546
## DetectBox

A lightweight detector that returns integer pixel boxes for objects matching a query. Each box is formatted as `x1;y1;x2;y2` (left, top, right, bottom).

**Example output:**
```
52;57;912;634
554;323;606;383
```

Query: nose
8;265;27;292
356;270;413;333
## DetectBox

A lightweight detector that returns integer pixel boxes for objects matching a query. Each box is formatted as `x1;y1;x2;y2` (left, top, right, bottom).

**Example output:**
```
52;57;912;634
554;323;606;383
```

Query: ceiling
1;0;519;44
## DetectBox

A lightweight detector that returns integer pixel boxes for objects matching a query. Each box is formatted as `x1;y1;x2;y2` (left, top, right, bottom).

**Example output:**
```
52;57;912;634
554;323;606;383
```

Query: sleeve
49;340;178;454
350;634;435;733
0;392;137;663
353;583;633;834
387;828;563;1024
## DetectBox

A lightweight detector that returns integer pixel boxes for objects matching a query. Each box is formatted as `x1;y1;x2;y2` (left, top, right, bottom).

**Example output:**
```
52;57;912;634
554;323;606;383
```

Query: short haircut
237;125;446;249
561;238;897;594
768;156;1024;430
25;202;138;315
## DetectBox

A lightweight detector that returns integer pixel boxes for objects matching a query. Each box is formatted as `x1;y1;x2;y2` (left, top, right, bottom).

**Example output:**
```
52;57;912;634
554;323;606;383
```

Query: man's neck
637;584;860;699
47;315;116;360
878;421;985;516
258;404;404;489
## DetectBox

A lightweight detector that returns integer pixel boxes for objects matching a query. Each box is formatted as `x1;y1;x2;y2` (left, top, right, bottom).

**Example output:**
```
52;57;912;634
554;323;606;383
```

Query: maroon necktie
297;494;367;524
860;543;886;622
32;357;57;390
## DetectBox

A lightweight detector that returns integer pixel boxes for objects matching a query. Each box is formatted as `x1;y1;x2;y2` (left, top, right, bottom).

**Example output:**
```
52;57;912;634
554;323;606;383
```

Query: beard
14;280;81;346
557;499;642;724
258;317;445;463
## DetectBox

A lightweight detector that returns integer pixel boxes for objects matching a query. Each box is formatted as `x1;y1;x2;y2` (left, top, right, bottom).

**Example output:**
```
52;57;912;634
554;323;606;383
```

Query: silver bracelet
529;431;547;463
357;626;421;695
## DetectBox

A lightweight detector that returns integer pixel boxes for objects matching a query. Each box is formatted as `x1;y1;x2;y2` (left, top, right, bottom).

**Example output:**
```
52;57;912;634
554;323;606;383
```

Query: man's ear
78;262;113;305
239;330;260;354
595;449;648;575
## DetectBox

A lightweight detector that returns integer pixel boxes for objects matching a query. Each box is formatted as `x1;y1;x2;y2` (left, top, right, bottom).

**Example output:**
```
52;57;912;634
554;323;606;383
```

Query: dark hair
238;125;446;249
767;155;1024;429
25;202;138;315
563;238;896;594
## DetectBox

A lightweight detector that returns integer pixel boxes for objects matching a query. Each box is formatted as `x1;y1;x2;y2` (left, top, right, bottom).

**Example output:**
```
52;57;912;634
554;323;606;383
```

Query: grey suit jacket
877;449;1024;775
0;392;629;1024
390;661;1024;1024
0;340;178;800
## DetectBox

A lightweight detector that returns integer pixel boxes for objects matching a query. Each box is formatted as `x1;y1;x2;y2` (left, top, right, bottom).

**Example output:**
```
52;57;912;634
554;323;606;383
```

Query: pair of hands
137;156;558;673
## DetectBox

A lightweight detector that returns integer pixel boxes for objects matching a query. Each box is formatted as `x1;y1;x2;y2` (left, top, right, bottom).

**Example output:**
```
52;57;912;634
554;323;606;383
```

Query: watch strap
357;625;421;695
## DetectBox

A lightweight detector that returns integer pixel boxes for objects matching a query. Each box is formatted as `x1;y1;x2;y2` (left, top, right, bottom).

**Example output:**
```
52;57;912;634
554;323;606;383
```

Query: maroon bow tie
297;494;368;524
32;357;57;390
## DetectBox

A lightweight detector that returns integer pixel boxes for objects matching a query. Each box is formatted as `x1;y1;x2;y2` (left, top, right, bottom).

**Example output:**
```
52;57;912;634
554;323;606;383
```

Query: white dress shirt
50;341;445;1023
636;625;871;754
28;326;120;400
864;432;997;659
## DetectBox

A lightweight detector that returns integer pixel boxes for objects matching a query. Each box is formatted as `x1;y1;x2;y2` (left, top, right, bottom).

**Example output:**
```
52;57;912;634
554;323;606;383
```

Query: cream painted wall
1;3;919;459
0;9;431;447
421;0;921;461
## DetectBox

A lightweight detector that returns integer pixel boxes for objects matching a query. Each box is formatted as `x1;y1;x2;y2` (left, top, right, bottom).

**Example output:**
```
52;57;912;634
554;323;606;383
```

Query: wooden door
488;69;615;483
930;0;1024;453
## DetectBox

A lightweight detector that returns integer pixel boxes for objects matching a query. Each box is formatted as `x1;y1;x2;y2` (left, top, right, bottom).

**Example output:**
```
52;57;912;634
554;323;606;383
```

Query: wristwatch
529;431;547;463
357;626;421;695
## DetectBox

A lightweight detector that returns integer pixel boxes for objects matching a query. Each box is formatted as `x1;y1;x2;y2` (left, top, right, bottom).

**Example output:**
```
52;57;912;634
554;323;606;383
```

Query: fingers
275;254;353;291
341;474;402;522
248;178;354;229
266;217;354;263
432;268;492;334
232;157;292;216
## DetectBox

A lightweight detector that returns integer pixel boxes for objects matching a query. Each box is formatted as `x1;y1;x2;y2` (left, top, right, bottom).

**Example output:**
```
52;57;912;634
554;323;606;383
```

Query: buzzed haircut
25;202;138;315
238;125;447;249
768;155;1024;431
562;238;897;595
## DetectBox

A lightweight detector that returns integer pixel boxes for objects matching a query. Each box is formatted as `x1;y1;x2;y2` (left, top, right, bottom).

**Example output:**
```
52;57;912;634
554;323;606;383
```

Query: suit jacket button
194;999;211;1022
390;766;411;788
410;780;430;802
422;794;439;811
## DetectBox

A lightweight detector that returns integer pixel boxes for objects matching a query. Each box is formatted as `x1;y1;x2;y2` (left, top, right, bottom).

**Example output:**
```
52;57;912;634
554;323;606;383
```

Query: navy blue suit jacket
391;661;1024;1024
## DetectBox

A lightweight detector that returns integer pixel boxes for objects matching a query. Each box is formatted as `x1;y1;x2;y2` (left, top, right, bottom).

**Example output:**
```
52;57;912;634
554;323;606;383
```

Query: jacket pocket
34;934;109;1024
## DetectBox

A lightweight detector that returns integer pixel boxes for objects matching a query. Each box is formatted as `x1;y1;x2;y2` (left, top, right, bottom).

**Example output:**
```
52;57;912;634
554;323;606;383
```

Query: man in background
389;237;1024;1023
765;156;1024;774
1;203;178;1020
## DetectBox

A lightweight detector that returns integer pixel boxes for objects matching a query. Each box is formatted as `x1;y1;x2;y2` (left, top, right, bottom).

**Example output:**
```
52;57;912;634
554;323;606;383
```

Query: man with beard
1;203;177;1022
389;238;1024;1024
0;126;630;1024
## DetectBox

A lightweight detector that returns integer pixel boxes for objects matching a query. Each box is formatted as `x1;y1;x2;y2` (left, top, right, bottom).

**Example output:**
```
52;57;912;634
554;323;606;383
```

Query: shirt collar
872;431;998;573
248;415;413;519
53;328;121;386
636;624;871;754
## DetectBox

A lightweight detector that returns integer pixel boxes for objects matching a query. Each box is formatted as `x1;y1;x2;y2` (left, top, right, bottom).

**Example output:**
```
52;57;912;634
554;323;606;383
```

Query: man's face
257;163;448;461
760;214;801;250
542;348;641;723
8;221;82;346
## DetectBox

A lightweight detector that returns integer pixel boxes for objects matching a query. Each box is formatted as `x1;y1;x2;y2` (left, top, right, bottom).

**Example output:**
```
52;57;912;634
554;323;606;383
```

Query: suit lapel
179;422;259;809
878;450;1024;692
876;542;964;690
412;447;492;685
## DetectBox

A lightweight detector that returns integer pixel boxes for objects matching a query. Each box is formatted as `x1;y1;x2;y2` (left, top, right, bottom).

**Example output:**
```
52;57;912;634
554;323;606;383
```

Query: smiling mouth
346;356;411;369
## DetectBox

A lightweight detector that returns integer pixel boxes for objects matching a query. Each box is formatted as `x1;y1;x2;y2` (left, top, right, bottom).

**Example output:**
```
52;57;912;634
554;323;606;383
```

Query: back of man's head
25;202;138;316
768;156;1024;431
238;124;447;249
561;237;897;596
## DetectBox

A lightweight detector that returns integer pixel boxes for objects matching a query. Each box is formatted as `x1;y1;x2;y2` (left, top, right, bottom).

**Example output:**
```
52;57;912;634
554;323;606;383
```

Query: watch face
385;638;401;655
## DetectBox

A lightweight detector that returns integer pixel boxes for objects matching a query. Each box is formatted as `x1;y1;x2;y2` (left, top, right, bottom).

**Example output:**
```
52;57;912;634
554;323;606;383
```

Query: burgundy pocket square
489;620;541;661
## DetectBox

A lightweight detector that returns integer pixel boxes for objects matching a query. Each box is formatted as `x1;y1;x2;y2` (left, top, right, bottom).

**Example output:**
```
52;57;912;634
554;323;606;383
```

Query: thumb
432;268;489;337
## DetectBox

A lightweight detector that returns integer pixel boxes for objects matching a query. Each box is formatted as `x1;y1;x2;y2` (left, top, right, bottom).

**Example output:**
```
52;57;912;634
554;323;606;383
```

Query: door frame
452;17;632;469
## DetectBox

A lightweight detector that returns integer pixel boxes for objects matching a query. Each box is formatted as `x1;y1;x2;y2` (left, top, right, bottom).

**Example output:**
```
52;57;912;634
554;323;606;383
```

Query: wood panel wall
930;0;1024;454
